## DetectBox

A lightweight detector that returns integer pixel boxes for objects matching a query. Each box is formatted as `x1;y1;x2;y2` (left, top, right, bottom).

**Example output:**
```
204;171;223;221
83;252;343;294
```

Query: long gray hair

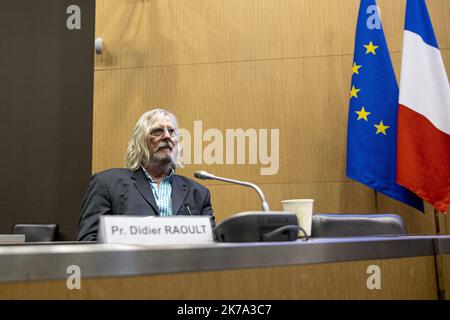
126;109;182;171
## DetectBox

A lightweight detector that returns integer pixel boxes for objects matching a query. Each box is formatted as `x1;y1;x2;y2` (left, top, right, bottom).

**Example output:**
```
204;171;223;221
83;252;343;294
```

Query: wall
0;0;95;240
92;0;450;234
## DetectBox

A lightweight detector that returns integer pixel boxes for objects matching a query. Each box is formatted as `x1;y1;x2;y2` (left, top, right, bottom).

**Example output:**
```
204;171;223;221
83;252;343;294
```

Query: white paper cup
281;199;314;237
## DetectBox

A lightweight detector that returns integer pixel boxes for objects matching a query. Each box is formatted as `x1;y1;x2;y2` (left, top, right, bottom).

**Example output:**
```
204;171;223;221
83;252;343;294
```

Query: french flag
397;0;450;212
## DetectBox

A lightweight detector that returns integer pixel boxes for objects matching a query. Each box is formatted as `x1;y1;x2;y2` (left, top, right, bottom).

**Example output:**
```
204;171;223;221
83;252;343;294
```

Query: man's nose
162;129;172;139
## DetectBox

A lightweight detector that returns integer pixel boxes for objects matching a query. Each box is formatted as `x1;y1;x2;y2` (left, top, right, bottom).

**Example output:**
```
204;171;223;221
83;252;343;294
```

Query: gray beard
146;150;174;169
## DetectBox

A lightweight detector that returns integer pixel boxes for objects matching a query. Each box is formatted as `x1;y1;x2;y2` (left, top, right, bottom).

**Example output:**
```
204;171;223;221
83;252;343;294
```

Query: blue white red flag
397;0;450;213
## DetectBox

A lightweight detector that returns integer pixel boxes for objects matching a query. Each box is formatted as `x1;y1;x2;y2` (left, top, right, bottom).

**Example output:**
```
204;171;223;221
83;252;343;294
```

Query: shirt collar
141;165;174;183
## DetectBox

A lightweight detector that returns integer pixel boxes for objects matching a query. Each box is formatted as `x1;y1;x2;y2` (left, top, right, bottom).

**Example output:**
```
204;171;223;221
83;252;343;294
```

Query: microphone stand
194;170;303;242
194;171;270;212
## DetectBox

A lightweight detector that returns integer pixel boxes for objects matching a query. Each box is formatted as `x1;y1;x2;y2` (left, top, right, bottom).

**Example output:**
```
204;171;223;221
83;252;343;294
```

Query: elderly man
77;108;214;241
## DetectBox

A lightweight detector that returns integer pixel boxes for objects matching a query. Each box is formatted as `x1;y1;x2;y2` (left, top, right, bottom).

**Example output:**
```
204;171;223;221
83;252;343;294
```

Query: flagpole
432;208;445;300
374;191;379;214
434;209;442;235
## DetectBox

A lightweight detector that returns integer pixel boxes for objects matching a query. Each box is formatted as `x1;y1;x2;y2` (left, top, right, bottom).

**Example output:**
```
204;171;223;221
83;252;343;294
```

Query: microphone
194;171;270;212
194;170;301;242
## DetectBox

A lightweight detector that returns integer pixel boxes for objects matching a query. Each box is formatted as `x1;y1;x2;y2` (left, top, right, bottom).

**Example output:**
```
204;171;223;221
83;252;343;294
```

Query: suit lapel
132;169;160;215
172;175;189;215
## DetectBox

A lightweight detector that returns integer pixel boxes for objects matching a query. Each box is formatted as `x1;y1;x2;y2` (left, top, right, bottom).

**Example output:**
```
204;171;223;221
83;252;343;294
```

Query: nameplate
98;215;214;245
0;234;25;244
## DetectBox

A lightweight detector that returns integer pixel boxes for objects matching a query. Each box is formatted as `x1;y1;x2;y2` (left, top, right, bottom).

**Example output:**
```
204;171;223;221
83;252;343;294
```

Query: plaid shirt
141;166;174;217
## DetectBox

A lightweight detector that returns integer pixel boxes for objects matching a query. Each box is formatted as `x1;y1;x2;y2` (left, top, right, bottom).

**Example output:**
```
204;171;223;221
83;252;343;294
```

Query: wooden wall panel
94;0;359;69
0;256;437;299
93;54;353;184
376;195;436;235
94;0;450;70
437;207;449;235
92;0;450;235
444;213;450;235
208;181;376;222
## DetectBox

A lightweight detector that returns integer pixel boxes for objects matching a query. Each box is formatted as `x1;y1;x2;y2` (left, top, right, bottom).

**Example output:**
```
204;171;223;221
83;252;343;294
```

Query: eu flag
346;0;424;211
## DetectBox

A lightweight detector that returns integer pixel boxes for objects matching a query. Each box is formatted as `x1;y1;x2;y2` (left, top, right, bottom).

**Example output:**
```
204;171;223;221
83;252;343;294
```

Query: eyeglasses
150;127;178;138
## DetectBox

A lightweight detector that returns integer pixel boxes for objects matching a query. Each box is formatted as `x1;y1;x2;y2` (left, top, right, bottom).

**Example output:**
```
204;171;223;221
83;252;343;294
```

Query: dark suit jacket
76;168;215;241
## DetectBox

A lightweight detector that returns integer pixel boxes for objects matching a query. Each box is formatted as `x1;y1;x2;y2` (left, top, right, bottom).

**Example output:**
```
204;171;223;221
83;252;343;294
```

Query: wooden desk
1;236;449;299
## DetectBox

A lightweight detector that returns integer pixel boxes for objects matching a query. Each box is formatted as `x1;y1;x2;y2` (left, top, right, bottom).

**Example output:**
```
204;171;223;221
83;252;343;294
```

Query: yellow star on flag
355;107;371;121
374;121;390;135
364;41;379;55
350;85;361;99
352;62;362;75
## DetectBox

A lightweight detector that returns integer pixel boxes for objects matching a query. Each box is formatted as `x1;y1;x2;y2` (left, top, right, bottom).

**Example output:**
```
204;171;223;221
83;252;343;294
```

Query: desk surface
0;235;449;283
